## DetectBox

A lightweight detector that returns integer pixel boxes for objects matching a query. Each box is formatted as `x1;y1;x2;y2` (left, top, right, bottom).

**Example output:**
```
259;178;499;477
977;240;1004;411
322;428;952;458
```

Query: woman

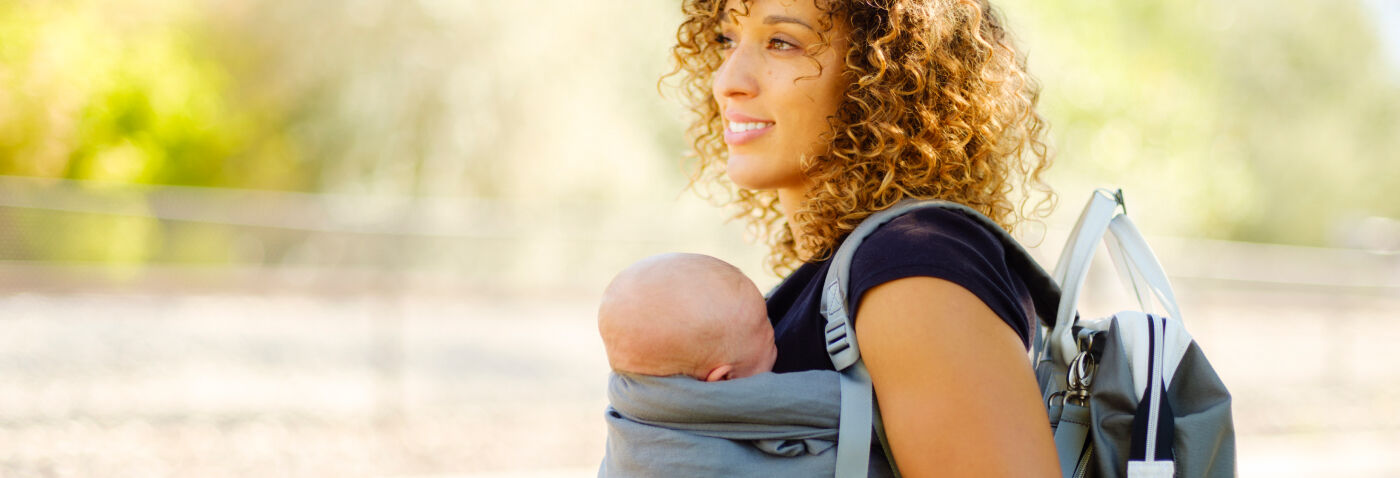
666;0;1060;475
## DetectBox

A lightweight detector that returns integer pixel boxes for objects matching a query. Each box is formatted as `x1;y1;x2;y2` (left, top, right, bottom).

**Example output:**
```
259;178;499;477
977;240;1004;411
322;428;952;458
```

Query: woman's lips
723;121;775;146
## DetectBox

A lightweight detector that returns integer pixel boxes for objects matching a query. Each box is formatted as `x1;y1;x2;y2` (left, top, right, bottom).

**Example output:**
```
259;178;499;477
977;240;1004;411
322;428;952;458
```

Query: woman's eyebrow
762;15;815;32
717;11;816;33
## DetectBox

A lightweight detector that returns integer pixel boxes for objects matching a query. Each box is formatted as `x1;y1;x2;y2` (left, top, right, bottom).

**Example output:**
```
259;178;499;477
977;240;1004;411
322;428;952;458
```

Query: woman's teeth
728;121;774;132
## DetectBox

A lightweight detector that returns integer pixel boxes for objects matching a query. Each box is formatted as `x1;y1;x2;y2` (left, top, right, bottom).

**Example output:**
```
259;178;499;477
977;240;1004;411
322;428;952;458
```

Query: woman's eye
714;34;735;49
768;38;797;51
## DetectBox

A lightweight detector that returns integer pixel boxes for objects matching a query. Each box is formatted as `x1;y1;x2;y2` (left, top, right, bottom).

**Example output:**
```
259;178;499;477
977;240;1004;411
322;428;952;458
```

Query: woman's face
712;0;848;192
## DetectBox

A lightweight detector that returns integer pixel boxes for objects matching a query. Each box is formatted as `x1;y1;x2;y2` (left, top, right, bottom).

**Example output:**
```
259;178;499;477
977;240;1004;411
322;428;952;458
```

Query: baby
597;252;777;382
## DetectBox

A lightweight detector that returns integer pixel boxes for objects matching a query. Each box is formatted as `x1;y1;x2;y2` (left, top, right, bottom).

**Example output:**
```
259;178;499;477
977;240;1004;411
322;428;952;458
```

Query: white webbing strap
1051;189;1122;365
1105;215;1183;324
1107;232;1156;317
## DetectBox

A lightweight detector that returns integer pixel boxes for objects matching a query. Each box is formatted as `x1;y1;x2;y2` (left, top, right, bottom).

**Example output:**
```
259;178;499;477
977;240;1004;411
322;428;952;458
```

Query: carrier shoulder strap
825;199;1059;478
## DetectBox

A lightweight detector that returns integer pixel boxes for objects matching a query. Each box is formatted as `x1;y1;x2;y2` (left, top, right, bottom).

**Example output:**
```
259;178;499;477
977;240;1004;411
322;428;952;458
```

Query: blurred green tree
0;0;308;190
1002;0;1400;245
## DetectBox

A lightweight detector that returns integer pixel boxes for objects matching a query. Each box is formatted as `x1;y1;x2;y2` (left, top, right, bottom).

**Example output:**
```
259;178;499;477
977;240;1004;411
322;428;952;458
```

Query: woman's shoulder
850;206;1007;276
846;205;1033;345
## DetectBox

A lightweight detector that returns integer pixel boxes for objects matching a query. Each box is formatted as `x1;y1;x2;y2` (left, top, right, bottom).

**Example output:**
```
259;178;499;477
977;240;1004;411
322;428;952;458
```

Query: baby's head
598;253;776;381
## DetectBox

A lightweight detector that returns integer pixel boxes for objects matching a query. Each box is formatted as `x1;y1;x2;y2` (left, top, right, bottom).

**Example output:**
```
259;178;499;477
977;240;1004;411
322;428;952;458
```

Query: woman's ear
703;364;734;382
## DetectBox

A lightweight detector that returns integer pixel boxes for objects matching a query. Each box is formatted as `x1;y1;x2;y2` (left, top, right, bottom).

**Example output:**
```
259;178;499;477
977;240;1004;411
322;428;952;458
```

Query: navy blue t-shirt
765;207;1036;373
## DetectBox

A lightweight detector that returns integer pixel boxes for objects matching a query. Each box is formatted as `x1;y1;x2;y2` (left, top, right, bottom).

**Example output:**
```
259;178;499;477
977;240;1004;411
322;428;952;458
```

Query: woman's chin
726;170;777;191
725;172;760;190
726;161;798;191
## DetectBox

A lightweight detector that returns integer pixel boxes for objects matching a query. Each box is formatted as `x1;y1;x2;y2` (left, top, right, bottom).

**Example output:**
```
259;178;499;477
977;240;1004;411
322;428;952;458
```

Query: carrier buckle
822;282;860;370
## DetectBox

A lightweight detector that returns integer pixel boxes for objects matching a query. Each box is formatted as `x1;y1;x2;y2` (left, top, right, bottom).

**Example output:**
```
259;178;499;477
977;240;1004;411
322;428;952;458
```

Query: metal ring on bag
1068;353;1095;390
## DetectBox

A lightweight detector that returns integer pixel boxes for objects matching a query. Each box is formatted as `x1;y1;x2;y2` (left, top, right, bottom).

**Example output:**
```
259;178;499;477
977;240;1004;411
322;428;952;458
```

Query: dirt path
0;287;1395;477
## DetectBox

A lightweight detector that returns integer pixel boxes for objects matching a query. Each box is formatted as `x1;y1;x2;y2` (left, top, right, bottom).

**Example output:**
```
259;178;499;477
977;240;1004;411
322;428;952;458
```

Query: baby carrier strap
822;199;1060;478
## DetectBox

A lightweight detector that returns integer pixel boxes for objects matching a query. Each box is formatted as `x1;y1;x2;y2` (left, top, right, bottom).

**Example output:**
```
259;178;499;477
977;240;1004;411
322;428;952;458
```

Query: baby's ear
703;364;734;382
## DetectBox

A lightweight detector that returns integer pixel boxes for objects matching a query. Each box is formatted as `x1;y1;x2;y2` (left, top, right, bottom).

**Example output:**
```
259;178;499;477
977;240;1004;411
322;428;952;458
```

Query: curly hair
665;0;1054;276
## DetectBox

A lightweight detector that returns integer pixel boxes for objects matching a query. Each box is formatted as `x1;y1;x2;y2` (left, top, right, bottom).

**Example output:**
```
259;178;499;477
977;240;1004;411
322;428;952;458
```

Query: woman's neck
778;187;812;260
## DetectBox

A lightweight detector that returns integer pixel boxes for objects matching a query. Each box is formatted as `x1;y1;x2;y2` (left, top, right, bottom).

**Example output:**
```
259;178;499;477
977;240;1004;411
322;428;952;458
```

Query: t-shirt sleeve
846;207;1034;348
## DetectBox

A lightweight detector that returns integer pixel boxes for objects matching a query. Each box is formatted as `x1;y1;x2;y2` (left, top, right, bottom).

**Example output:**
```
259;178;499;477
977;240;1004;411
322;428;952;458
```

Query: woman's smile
723;115;776;146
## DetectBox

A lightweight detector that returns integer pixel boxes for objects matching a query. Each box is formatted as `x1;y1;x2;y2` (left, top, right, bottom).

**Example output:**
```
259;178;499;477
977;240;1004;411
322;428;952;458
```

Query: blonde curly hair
666;0;1054;276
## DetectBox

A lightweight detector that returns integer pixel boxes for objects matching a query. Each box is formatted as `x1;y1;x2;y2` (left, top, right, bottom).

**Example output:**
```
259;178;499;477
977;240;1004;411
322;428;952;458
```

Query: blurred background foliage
1003;0;1400;247
0;0;1397;266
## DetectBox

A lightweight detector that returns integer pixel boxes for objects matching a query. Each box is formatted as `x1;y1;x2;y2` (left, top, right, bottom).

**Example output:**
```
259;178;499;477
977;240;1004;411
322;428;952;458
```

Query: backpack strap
824;199;1059;478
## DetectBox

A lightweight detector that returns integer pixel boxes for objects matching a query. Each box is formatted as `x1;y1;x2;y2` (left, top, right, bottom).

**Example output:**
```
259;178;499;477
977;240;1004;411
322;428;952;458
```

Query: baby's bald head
598;253;774;381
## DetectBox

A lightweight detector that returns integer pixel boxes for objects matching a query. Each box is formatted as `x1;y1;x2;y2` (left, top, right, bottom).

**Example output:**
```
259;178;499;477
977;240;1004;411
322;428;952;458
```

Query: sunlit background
1;0;1398;476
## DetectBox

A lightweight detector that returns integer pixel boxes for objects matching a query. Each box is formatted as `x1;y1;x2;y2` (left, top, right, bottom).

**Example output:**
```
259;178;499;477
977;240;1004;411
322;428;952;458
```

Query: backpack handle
1050;189;1184;366
1106;214;1182;322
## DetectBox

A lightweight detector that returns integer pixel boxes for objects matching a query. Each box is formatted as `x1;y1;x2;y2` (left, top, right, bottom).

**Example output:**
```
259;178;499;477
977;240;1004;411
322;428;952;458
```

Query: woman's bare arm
855;276;1059;477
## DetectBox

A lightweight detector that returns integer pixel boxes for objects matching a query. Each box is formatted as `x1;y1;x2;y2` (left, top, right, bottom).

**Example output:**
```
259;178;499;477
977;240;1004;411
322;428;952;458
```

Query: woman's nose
712;46;760;100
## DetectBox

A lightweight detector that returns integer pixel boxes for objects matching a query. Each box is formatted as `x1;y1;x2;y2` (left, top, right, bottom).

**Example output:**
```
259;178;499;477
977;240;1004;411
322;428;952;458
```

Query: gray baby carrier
599;370;894;477
600;189;1235;477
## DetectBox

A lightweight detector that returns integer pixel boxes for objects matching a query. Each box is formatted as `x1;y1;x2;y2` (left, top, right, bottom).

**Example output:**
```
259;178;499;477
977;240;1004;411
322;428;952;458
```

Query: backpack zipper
1073;445;1093;478
1144;314;1165;464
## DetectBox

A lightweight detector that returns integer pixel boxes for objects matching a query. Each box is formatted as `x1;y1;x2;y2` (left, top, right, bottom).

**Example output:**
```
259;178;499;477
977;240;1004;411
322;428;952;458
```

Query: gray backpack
823;189;1235;477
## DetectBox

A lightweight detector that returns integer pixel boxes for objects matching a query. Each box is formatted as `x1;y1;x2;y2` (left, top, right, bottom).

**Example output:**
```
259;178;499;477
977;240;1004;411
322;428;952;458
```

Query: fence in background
3;174;1395;293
